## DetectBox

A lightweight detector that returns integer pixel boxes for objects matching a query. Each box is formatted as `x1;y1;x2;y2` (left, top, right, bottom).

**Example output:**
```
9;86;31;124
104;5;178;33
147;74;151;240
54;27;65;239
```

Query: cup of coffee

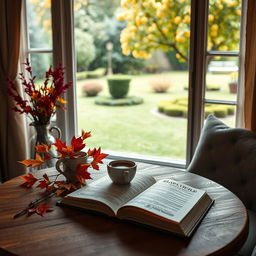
107;160;137;185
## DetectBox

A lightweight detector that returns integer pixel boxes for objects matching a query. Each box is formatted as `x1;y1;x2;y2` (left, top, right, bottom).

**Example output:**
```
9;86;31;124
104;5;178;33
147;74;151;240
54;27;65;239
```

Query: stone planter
229;82;237;94
107;75;131;99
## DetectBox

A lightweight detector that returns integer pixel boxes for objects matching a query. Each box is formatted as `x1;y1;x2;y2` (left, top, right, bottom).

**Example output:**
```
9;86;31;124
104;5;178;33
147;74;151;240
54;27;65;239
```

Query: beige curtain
244;0;256;132
0;0;27;181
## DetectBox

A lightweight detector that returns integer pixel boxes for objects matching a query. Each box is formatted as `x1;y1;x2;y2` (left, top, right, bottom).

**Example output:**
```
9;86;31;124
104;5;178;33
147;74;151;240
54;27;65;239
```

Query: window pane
204;103;236;127
26;0;52;49
29;53;53;79
206;56;239;101
207;0;241;52
74;0;191;161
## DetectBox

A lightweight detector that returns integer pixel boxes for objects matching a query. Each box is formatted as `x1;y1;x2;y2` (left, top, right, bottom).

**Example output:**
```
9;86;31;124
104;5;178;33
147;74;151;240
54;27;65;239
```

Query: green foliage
87;68;106;78
107;75;131;98
76;71;88;80
227;105;235;115
95;96;143;106
165;50;188;71
88;17;146;74
212;106;228;117
75;28;96;72
163;105;186;117
158;98;234;118
206;84;221;91
183;84;220;91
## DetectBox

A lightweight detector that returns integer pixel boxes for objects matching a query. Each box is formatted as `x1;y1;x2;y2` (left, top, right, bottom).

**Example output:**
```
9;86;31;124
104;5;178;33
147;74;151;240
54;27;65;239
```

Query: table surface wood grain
0;162;248;256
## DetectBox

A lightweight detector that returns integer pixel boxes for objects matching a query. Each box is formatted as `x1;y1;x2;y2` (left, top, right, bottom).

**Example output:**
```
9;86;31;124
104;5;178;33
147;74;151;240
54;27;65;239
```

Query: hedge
158;98;235;118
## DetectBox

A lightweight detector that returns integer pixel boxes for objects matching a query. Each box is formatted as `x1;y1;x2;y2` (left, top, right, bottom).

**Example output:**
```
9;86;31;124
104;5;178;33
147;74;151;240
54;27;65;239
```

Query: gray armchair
187;115;256;256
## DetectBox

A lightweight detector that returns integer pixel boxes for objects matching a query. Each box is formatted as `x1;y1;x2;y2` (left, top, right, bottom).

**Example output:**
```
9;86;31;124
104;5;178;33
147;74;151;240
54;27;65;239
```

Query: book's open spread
62;173;156;216
61;173;213;237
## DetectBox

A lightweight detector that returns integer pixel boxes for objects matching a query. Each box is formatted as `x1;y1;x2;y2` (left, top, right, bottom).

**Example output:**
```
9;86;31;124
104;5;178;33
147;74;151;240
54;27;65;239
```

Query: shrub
183;84;220;91
213;106;228;118
76;71;87;81
95;96;143;106
87;68;106;78
107;75;131;99
158;97;234;118
206;84;221;91
81;82;103;97
164;105;186;117
227;106;235;115
149;75;172;93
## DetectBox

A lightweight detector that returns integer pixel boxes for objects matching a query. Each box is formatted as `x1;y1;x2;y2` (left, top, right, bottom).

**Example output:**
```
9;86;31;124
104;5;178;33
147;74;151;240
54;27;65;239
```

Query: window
22;0;245;168
22;0;53;79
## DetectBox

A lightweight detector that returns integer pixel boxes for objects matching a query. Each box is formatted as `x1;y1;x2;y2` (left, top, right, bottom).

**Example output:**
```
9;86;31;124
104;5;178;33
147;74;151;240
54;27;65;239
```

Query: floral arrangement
15;131;108;217
7;59;71;125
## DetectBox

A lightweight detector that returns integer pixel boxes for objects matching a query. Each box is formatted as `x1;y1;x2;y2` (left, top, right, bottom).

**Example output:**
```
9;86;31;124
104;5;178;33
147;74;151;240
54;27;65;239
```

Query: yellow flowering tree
117;0;241;61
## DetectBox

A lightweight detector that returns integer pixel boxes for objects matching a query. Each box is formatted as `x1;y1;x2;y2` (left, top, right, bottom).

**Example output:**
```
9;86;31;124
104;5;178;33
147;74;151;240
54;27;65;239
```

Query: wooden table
0;162;248;256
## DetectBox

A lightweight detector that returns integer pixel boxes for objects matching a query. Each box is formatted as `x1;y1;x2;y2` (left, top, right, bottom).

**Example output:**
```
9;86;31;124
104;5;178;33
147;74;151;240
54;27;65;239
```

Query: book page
64;173;156;214
120;179;206;223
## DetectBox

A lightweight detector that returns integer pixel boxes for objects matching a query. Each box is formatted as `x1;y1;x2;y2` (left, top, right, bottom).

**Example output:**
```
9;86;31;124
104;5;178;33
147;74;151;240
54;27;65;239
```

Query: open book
61;173;214;237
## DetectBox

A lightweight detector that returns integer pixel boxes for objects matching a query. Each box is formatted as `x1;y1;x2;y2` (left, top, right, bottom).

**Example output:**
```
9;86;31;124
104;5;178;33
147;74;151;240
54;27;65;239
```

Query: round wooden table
0;162;248;256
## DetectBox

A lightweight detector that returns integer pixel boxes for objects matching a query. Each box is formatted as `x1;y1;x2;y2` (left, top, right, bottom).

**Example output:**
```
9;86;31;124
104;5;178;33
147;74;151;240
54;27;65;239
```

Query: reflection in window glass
208;0;241;52
30;53;53;79
26;0;52;49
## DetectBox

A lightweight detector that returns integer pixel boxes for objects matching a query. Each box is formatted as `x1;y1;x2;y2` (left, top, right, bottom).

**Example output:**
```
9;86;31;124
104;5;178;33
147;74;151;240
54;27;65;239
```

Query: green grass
76;71;236;160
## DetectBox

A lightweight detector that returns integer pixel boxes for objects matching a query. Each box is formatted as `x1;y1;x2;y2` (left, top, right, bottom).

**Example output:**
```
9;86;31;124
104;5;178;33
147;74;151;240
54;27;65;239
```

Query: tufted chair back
187;115;256;212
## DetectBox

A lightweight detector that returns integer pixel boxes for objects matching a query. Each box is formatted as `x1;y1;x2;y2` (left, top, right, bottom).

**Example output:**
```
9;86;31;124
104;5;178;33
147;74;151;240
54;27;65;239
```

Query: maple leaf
76;163;92;184
19;153;44;168
36;174;51;189
54;138;67;152
90;148;108;170
87;148;96;157
81;131;91;140
54;138;70;157
44;154;51;161
28;204;53;216
35;144;51;153
71;136;85;152
20;173;38;188
57;182;78;191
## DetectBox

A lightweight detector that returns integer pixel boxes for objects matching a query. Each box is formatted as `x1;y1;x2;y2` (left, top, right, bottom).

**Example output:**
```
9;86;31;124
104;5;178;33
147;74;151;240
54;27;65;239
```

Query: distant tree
117;0;241;61
75;28;96;71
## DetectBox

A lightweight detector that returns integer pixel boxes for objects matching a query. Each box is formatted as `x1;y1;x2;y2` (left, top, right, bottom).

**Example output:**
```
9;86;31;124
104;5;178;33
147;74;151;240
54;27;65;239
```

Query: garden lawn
76;71;236;160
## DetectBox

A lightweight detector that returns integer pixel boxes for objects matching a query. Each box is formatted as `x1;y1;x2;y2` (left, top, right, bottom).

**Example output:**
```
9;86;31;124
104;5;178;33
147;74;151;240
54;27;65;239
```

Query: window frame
21;0;246;168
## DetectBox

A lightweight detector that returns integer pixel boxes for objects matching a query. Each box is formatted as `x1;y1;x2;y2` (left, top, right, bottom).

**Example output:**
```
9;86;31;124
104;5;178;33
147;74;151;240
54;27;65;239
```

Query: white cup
107;160;137;185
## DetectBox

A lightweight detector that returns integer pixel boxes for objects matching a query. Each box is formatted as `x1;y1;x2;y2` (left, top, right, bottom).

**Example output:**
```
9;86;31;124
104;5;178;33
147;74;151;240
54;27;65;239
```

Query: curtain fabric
244;0;256;132
0;0;27;181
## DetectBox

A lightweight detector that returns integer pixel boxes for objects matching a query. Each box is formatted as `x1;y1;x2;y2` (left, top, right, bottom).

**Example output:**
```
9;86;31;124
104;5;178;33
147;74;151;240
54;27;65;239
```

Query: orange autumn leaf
71;136;85;152
20;173;38;188
57;182;78;191
28;203;53;216
81;131;91;140
36;173;52;189
90;148;108;170
19;153;44;168
57;97;67;104
35;144;51;153
76;163;92;184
